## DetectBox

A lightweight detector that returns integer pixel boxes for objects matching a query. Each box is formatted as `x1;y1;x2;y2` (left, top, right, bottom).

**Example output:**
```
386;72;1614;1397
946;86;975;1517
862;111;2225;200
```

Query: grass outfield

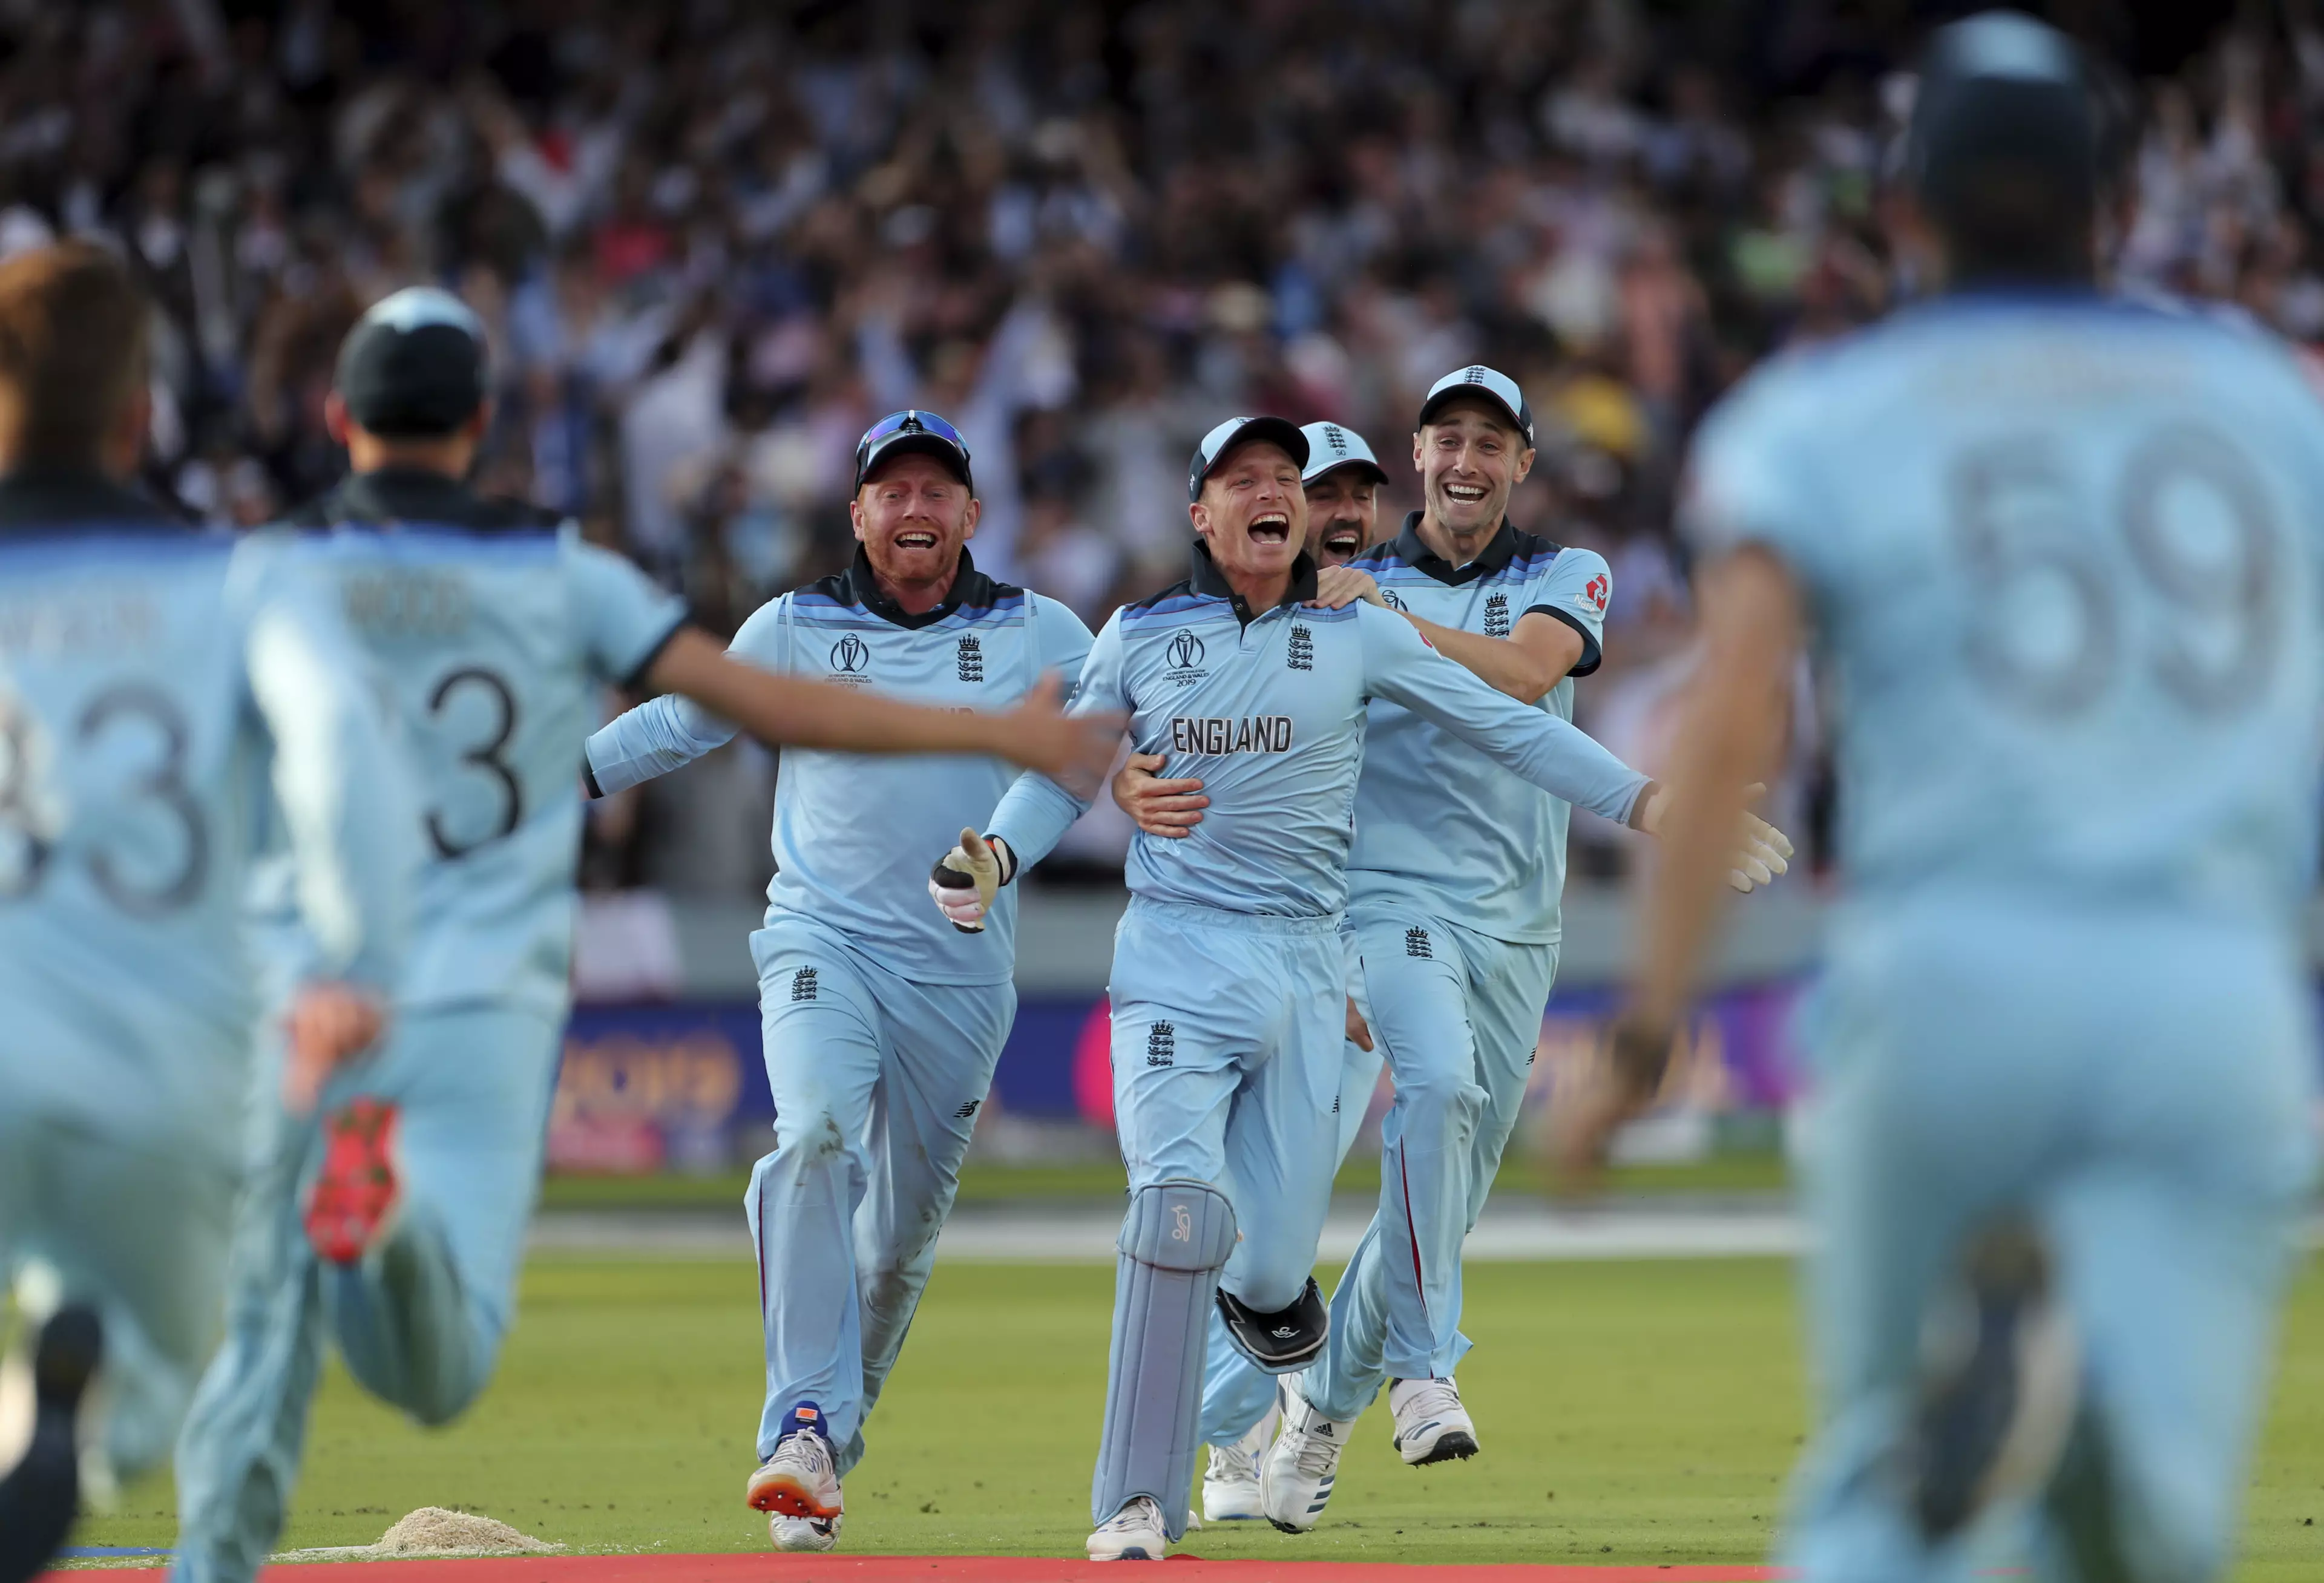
78;1257;2324;1578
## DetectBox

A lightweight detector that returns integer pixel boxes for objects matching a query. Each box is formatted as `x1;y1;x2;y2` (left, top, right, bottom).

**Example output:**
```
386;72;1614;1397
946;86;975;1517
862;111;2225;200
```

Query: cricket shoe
1903;1219;2079;1543
769;1512;842;1553
1203;1401;1279;1521
0;1304;103;1583
1389;1375;1479;1465
1086;1494;1169;1561
747;1403;844;1526
304;1098;402;1265
1258;1387;1353;1532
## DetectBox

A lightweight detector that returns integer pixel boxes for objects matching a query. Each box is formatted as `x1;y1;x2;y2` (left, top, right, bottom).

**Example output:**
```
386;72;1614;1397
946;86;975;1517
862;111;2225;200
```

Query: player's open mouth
1445;483;1488;505
1321;526;1362;557
894;531;939;549
1249;513;1290;545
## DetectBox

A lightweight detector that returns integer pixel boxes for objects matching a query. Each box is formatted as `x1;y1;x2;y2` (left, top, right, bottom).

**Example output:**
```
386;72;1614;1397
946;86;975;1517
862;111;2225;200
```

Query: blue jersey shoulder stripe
0;527;234;565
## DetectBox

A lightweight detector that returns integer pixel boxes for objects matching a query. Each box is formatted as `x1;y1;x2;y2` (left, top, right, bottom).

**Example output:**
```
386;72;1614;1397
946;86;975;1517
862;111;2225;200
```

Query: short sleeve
1678;367;1832;588
1522;548;1612;678
566;534;687;687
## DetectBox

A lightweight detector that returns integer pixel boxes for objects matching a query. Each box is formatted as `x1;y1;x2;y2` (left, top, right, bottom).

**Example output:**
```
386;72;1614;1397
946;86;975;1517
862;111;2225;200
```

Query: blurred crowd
2;0;2313;894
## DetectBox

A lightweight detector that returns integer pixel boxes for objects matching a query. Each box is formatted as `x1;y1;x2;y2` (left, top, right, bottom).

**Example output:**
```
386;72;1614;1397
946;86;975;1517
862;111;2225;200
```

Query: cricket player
1569;15;2324;1583
582;410;1100;1553
0;244;414;1583
170;308;1117;1583
930;415;1737;1562
1112;419;1394;1519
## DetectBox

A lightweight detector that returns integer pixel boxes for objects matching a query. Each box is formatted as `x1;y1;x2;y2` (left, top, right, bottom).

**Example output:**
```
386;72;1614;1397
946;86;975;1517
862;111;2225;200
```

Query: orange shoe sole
304;1097;401;1265
746;1467;843;1521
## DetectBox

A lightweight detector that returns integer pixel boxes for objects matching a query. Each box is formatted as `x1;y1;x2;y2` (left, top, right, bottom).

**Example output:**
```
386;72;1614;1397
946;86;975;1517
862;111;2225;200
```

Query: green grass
75;1256;2324;1578
534;1147;1793;1213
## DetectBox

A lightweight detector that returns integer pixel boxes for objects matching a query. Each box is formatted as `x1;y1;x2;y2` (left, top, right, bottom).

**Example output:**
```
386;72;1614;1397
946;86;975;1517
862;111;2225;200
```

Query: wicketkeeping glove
1727;811;1794;894
928;828;1004;932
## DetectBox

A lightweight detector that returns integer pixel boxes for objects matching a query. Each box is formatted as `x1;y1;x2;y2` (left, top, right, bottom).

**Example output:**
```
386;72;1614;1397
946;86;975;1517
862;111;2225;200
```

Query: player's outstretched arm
1311;565;1586;701
585;692;738;798
645;626;1122;779
241;585;421;1110
1553;545;1802;1187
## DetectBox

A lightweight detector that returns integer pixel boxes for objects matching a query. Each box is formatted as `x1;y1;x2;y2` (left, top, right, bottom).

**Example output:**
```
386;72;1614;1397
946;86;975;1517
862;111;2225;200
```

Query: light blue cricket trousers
1198;924;1385;1444
744;909;1014;1474
173;1001;563;1583
1302;902;1557;1420
1785;893;2316;1583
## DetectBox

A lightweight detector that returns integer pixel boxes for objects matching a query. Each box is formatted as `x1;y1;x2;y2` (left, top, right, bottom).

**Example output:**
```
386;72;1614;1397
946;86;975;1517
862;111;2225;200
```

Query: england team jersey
586;549;1095;985
1348;517;1611;943
987;542;1647;917
0;475;413;1153
262;468;686;1015
1686;291;2324;930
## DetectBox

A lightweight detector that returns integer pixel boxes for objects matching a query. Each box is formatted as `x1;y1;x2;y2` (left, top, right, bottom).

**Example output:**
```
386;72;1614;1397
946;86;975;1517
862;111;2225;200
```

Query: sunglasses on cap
853;409;974;492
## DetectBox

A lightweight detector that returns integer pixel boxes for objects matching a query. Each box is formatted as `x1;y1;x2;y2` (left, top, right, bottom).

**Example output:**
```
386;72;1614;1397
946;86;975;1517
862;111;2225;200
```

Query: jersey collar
1188;538;1319;626
836;545;999;631
1390;511;1519;586
0;467;185;533
331;467;495;528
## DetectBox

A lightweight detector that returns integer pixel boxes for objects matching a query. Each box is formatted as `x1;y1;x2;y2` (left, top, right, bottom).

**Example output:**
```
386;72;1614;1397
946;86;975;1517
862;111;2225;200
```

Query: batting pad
1091;1179;1238;1538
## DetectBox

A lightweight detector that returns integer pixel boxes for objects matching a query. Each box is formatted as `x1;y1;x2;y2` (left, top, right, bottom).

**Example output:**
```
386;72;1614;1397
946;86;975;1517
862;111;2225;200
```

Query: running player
1570;16;2324;1583
929;416;1773;1561
169;303;1118;1583
1111;418;1393;1521
0;243;415;1583
582;410;1097;1553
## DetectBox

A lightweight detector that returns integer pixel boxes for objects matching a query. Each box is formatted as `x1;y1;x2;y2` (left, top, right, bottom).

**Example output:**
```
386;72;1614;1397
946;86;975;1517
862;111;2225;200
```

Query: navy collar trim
1187;539;1318;625
827;545;1002;631
0;468;185;533
297;468;563;533
1390;512;1519;586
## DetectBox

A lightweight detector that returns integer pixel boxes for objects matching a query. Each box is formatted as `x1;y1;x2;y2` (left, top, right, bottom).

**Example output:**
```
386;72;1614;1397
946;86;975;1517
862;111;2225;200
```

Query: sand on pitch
275;1507;561;1559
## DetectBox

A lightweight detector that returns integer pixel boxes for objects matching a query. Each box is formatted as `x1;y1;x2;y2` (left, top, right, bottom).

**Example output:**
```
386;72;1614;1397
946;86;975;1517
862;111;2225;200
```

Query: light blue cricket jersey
585;548;1094;986
1685;290;2324;931
264;468;686;1017
988;542;1647;918
0;474;413;1155
1348;516;1611;943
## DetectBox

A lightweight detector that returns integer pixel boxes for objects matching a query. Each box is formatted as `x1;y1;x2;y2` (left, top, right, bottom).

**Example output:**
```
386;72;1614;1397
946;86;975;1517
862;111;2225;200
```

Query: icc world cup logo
830;635;870;674
1166;631;1205;671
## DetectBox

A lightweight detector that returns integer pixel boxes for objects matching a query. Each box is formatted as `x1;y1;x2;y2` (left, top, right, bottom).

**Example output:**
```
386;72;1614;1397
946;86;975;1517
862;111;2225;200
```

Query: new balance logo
1146;1021;1176;1067
1287;623;1313;671
955;1100;981;1120
1483;592;1510;637
1405;927;1431;960
790;967;819;1002
956;634;984;683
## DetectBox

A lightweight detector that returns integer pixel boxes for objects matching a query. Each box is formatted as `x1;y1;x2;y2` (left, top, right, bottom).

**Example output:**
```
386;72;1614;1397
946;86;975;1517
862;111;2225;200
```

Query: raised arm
1355;605;1650;825
644;627;1117;778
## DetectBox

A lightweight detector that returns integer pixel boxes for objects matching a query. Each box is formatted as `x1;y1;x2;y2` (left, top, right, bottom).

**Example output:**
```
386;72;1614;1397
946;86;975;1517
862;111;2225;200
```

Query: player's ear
849;493;869;543
1411;430;1425;471
959;496;980;542
1511;445;1536;487
460;400;493;447
1189;499;1211;539
324;390;351;448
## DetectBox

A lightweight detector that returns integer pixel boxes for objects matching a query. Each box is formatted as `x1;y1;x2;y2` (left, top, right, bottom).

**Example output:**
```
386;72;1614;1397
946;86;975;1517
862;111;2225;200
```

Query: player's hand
992;672;1125;789
928;827;1005;933
1550;1009;1674;1196
1111;752;1208;839
1345;997;1374;1052
1627;781;1796;893
281;982;388;1116
1307;566;1385;611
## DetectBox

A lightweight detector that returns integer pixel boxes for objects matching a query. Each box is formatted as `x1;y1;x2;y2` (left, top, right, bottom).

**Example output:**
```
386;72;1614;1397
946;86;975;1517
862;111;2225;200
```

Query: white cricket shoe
769;1512;842;1552
746;1404;844;1526
1087;1494;1169;1561
1202;1401;1279;1521
1258;1388;1354;1532
1389;1375;1479;1465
